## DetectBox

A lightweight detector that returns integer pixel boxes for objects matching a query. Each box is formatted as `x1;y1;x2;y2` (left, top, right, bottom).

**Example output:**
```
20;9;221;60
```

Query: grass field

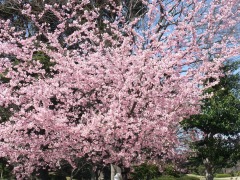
187;174;240;180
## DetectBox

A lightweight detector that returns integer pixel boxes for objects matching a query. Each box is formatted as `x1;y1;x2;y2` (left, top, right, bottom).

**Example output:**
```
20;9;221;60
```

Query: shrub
197;165;205;176
163;165;182;177
234;171;240;176
131;163;161;180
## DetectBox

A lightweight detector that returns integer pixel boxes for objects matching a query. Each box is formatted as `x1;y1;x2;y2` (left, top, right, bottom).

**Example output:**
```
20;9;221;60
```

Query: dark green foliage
187;164;205;176
130;163;190;180
196;165;205;176
162;164;181;178
32;51;56;73
0;104;19;123
182;61;240;136
48;172;66;180
0;74;10;84
131;163;161;180
181;60;240;176
0;158;14;179
0;106;11;123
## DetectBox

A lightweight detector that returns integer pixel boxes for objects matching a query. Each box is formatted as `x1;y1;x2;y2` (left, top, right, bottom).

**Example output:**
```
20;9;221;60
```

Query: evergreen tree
182;60;240;180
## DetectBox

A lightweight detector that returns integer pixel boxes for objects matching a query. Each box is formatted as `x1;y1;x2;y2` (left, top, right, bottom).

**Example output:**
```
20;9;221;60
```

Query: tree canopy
0;0;239;178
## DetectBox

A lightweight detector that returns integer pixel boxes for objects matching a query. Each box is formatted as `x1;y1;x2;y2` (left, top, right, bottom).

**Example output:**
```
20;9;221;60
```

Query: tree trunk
204;158;214;180
99;170;104;180
111;164;115;180
205;170;214;180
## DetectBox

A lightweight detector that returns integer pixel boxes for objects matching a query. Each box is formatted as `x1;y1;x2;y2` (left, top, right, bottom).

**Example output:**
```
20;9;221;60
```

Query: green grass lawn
187;174;240;180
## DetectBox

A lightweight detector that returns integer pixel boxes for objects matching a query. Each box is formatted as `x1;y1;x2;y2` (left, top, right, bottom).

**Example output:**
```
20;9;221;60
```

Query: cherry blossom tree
0;0;239;178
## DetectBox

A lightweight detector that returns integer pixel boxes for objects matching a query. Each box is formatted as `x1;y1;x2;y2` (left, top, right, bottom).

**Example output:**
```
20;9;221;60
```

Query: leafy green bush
234;171;240;176
0;158;14;179
215;173;232;178
131;163;161;180
196;165;205;176
163;165;181;177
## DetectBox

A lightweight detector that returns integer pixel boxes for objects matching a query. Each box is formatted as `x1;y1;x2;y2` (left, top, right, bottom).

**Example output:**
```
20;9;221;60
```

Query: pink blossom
0;0;239;178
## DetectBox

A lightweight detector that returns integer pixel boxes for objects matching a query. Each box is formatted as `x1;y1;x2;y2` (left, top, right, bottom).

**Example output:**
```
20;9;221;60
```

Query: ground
188;174;240;180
